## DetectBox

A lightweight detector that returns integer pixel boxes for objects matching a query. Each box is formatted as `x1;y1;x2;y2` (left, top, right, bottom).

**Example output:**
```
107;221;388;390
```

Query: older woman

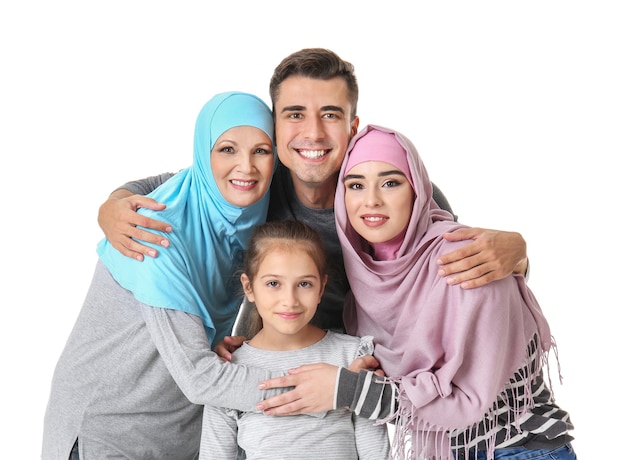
43;92;283;459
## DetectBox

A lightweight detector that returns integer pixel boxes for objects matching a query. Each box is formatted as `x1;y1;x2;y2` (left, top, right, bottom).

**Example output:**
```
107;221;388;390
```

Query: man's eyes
286;112;339;119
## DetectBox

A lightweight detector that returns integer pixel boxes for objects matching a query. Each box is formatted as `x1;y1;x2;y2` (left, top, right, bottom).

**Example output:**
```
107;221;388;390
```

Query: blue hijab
97;91;275;346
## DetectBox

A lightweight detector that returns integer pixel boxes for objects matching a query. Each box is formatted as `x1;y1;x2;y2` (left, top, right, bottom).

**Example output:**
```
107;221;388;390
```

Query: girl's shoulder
326;331;374;358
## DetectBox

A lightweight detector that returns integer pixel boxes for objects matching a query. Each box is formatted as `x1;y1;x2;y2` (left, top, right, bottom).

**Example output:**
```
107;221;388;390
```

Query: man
98;48;528;415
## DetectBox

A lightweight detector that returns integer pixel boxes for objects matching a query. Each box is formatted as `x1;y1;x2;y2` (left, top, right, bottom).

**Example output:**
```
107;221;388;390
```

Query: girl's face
343;160;415;244
241;247;326;344
210;126;274;207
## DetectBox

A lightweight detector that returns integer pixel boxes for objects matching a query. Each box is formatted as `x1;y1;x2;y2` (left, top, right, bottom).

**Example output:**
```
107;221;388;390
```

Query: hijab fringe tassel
387;336;558;460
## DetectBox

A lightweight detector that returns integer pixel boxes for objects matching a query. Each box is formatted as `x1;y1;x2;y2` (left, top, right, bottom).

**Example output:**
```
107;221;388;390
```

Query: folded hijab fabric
335;124;555;458
97;91;275;346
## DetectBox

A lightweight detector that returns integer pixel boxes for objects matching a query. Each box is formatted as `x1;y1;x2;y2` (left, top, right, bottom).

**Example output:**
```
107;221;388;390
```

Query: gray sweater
42;261;283;460
200;332;390;460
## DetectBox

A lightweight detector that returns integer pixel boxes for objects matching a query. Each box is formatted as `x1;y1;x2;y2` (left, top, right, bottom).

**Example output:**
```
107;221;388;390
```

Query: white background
1;1;623;458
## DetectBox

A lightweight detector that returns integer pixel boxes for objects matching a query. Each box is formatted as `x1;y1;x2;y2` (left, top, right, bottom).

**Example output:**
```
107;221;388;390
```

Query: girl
335;125;576;460
200;220;390;459
42;92;288;459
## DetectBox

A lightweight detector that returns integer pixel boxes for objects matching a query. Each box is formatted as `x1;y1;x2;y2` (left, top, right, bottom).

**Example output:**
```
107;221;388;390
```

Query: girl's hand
214;336;247;362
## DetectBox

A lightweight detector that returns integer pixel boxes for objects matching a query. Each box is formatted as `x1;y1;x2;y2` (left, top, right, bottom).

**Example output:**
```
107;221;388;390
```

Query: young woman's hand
98;190;172;261
256;363;339;415
437;227;528;289
348;355;384;377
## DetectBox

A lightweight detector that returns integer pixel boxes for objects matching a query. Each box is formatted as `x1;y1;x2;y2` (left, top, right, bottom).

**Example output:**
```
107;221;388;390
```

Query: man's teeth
299;150;326;159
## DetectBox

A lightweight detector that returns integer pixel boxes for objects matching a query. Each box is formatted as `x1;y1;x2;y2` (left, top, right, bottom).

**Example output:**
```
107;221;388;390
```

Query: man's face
273;76;359;188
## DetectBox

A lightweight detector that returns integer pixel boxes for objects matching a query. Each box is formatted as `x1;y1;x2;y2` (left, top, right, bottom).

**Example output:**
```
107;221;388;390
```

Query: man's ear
240;273;255;302
350;116;360;137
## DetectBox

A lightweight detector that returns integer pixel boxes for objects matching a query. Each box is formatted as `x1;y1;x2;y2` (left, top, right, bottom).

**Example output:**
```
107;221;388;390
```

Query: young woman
42;92;288;459
334;125;576;460
199;220;390;459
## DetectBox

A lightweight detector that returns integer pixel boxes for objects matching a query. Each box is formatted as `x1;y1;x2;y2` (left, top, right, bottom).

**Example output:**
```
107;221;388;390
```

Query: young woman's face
210;126;274;207
241;247;326;340
343;160;415;244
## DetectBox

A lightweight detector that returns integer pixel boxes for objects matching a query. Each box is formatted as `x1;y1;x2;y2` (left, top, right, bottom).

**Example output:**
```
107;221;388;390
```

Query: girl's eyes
264;280;313;288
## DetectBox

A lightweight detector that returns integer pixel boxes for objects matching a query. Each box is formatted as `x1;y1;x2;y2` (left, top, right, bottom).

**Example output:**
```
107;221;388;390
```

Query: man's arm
437;228;528;289
97;173;175;261
116;173;176;196
431;182;528;289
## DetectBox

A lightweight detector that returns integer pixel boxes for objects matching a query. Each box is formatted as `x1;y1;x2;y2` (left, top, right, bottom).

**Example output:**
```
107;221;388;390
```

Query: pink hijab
335;125;555;459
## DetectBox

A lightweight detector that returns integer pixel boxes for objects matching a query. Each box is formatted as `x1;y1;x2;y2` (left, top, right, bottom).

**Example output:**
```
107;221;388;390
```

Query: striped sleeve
335;368;397;420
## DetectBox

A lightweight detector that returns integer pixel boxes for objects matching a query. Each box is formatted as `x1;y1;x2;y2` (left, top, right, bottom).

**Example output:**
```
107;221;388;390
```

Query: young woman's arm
256;357;392;418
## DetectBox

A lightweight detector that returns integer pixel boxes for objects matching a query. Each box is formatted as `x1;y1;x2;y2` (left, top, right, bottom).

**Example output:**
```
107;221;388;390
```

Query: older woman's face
343;160;414;244
210;126;274;207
